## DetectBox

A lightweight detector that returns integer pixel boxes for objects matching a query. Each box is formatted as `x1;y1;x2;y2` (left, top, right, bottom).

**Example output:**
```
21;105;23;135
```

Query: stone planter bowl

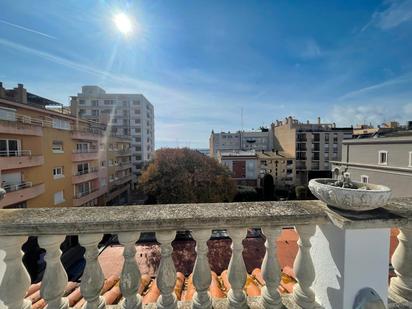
308;178;392;211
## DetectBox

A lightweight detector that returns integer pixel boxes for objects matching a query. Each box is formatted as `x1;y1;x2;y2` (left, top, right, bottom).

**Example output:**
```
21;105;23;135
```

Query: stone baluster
38;235;69;309
79;234;106;309
156;230;177;309
118;232;142;309
227;228;248;309
389;227;412;302
0;236;31;309
292;225;317;308
261;227;283;309
191;229;212;309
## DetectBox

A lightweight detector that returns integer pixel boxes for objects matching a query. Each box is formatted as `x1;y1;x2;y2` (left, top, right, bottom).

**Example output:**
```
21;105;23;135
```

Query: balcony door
0;139;20;157
1;172;22;191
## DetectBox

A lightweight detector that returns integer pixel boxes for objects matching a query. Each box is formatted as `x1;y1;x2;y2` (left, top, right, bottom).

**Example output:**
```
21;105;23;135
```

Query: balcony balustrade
0;182;44;208
72;150;99;162
72;187;106;207
72;167;99;184
117;148;132;156
0;150;44;170
0;198;411;308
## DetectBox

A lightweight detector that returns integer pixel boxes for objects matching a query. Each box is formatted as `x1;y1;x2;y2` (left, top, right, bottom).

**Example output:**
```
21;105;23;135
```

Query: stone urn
308;178;392;212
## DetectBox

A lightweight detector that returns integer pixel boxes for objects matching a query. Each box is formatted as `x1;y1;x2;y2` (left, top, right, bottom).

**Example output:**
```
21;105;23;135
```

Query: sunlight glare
113;13;133;35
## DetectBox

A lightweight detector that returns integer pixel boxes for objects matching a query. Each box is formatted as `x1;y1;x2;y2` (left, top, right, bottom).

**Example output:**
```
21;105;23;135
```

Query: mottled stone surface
0;201;328;236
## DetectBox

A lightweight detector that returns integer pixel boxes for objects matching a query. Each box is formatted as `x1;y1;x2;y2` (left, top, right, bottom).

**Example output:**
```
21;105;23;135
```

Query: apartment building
209;128;273;158
105;136;132;205
272;116;353;185
332;133;412;197
256;151;295;189
70;86;154;186
218;150;258;187
0;83;132;208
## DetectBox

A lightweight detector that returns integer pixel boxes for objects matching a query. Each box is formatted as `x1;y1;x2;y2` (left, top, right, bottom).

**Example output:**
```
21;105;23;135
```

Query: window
77;163;89;175
53;167;64;179
135;119;141;124
52;118;70;130
76;143;89;153
52;140;64;153
91;100;98;106
54;191;65;205
133;100;140;105
361;175;369;184
79;100;85;105
378;151;388;165
0;139;20;156
91;110;99;116
409;151;412;167
104;100;113;105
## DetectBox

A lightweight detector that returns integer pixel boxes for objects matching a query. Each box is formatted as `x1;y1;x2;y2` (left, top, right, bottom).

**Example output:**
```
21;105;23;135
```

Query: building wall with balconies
0;84;109;208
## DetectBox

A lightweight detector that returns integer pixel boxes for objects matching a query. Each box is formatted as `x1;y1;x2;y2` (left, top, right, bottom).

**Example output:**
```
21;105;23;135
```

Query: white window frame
409;151;412;168
52;141;64;153
361;175;369;184
53;167;64;179
54;191;65;205
378;150;388;165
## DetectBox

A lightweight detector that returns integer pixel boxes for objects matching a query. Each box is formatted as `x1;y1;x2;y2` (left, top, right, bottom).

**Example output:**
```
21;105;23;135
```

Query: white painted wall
311;224;390;309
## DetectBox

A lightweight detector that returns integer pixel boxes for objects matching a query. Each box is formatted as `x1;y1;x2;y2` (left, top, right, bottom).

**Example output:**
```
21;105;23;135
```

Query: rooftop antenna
241;107;244;132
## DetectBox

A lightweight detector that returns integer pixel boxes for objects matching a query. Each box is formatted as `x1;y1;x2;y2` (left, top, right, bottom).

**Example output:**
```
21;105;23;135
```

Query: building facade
0;83;132;208
256;151;295;189
70;86;154;186
209;129;274;158
332;134;412;197
218;150;258;187
272;116;353;185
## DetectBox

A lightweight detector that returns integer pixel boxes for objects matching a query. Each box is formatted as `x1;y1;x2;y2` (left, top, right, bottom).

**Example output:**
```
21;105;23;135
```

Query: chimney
333;122;336;128
317;117;321;125
16;84;27;104
307;120;310;124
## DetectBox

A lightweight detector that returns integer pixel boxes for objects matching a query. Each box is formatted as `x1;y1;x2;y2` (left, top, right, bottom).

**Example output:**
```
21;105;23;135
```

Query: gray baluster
227;228;248;309
156;230;177;309
118;232;142;309
191;229;212;309
38;235;69;309
79;233;106;309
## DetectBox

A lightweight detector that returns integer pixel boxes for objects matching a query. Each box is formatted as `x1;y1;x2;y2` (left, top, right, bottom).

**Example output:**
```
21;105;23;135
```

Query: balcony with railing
117;148;132;156
72;148;99;162
71;125;102;141
0;198;411;308
73;187;107;207
72;167;99;184
0;182;44;208
0;112;45;136
115;161;132;171
0;150;44;170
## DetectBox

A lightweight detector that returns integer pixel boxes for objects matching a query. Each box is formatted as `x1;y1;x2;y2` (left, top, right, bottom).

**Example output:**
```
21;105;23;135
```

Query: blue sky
0;0;412;148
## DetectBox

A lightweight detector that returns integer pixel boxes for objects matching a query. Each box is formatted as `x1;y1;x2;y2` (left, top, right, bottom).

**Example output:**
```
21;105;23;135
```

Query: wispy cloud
0;19;56;40
362;0;412;31
338;72;412;101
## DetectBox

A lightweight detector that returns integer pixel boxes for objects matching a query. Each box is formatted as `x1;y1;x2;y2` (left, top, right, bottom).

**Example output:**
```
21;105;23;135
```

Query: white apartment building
209;129;274;158
70;86;154;186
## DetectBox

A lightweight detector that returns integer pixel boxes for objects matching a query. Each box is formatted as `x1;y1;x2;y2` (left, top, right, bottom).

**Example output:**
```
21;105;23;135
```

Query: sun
113;13;133;35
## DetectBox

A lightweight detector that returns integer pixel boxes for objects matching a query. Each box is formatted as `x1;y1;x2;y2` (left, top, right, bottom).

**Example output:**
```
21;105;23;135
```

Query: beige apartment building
0;83;131;208
272;116;353;185
256;151;295;188
332;133;412;197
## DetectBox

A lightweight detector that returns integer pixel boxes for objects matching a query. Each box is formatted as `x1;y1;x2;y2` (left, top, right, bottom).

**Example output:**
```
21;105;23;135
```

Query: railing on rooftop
0;199;412;308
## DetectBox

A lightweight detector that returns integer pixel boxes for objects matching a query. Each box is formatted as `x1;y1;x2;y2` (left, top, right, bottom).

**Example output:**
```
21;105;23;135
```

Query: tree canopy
139;148;236;204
